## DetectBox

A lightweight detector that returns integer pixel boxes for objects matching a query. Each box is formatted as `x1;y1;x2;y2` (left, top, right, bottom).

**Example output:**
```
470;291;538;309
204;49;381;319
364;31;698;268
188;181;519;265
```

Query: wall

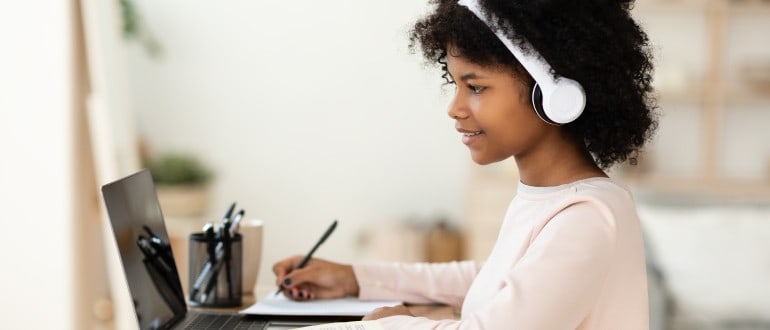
125;0;471;288
0;1;75;328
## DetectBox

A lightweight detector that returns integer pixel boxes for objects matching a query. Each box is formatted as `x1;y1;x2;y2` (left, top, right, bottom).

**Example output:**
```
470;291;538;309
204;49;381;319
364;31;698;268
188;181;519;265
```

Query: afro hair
409;0;658;169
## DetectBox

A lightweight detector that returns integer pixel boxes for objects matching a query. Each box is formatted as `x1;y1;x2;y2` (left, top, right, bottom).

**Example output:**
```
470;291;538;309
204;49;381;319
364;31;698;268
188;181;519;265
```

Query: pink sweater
353;178;648;329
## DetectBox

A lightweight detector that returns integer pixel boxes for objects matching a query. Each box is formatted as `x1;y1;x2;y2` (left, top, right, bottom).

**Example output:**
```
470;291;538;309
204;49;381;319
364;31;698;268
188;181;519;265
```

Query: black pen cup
188;232;242;307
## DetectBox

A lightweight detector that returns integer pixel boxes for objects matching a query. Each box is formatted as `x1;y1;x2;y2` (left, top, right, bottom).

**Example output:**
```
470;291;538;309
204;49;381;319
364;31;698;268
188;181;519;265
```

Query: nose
447;91;469;120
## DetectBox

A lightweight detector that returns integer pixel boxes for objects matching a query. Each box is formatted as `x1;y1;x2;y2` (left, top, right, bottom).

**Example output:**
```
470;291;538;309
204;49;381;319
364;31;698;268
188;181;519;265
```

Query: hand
363;305;413;320
272;255;360;301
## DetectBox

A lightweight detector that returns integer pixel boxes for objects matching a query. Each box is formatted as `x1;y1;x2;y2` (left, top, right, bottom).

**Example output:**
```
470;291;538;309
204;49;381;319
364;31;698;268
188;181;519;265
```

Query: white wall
0;1;74;328
125;0;471;288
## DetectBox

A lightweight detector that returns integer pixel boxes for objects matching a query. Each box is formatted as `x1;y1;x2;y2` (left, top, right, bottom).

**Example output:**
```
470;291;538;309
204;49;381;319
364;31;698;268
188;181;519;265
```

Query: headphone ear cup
531;83;559;125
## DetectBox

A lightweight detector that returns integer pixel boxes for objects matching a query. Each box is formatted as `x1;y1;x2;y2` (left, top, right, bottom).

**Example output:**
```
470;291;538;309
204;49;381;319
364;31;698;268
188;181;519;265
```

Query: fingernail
283;278;292;286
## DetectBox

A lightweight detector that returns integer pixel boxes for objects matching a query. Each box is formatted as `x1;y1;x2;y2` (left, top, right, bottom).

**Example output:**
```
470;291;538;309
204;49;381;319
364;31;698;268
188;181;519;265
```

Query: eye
468;84;485;94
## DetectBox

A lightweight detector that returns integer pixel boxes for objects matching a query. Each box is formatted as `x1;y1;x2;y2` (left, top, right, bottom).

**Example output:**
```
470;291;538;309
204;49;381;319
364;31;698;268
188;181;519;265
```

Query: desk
191;287;458;321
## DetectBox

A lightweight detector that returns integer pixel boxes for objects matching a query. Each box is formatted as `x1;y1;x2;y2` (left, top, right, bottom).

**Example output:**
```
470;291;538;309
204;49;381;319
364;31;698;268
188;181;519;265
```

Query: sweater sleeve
353;260;481;307
373;202;616;329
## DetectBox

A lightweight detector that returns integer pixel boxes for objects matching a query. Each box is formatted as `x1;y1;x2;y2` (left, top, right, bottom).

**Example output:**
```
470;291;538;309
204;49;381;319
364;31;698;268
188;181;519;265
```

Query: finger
282;265;321;289
286;269;350;300
279;286;295;299
298;282;345;300
284;285;309;301
273;255;307;287
282;283;316;301
276;275;293;289
272;255;304;278
299;287;313;301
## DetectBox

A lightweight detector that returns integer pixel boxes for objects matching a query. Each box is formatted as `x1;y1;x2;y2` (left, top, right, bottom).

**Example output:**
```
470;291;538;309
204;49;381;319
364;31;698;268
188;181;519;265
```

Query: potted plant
147;153;213;217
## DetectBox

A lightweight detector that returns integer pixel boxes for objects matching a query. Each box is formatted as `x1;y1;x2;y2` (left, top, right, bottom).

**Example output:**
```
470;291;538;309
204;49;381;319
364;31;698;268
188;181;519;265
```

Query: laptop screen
102;169;187;329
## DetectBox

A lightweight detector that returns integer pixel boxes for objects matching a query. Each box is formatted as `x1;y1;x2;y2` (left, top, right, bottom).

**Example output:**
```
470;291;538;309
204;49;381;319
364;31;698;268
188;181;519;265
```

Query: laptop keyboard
183;313;267;329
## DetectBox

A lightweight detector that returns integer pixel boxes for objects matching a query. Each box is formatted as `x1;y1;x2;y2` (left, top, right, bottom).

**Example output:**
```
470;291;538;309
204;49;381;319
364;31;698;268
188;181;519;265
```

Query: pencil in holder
188;232;243;307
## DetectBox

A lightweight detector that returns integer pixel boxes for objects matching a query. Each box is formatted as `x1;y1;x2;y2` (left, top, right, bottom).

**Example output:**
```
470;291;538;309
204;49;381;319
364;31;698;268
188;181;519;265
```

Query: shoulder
516;177;635;217
519;178;638;241
555;177;635;216
546;178;640;243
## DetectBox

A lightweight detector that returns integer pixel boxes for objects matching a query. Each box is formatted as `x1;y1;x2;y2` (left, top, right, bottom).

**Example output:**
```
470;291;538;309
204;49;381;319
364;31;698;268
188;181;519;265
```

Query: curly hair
409;0;657;169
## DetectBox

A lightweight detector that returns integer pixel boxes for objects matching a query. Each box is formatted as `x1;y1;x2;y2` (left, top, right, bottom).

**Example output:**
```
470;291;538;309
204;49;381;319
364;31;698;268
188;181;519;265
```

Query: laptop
101;169;347;329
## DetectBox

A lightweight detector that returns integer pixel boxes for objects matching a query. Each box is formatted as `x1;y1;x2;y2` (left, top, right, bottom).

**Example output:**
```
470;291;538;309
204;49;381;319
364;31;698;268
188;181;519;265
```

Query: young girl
273;0;656;328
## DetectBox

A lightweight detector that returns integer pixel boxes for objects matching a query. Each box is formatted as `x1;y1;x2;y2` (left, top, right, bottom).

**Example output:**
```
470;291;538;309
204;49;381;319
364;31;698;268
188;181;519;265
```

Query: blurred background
1;0;769;329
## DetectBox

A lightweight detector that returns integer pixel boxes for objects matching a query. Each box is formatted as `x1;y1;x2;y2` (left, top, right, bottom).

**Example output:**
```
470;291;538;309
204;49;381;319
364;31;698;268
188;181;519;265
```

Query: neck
515;130;606;187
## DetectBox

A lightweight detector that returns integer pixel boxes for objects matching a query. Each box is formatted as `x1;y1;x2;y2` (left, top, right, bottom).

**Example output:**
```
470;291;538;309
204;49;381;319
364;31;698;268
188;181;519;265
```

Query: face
446;51;549;165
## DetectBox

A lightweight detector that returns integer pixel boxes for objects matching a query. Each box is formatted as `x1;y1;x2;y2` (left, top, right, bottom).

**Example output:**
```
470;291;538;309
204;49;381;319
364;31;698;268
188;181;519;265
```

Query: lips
457;127;483;136
457;127;484;146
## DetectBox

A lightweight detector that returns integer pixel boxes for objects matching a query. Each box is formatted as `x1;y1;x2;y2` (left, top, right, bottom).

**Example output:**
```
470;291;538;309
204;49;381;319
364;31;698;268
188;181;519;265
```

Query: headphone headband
457;0;586;124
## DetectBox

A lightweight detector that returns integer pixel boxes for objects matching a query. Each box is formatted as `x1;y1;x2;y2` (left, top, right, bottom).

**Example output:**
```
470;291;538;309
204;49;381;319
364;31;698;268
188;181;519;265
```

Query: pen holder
188;232;243;307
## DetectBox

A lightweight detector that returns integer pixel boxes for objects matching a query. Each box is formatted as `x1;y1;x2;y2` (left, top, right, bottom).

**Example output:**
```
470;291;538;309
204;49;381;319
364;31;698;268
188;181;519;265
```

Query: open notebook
241;294;401;317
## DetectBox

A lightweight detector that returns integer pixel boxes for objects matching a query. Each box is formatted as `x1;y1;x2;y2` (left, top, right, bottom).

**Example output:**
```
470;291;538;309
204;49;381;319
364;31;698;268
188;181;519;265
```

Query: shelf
724;88;770;104
655;89;705;105
633;0;709;13
634;0;770;14
622;0;770;204
621;173;770;203
657;89;770;105
727;0;770;14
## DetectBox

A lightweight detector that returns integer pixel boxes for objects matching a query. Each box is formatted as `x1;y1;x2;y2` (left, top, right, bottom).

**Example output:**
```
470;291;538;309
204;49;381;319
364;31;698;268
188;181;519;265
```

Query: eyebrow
458;72;485;81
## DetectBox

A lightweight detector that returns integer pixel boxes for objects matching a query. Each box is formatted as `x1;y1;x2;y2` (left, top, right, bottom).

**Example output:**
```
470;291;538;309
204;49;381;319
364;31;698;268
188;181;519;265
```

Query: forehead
446;53;517;78
445;46;532;86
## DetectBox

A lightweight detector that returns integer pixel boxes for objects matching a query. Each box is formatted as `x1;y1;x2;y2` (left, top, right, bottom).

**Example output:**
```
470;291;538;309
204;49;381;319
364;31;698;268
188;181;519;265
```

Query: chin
470;153;502;165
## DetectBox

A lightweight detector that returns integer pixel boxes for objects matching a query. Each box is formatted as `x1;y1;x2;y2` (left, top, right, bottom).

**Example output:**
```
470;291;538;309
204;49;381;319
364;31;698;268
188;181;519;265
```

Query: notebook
101;169;346;329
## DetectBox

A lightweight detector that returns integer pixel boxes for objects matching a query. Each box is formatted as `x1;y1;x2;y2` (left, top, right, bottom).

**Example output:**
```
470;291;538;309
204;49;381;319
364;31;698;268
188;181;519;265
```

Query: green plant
147;154;212;185
118;0;162;57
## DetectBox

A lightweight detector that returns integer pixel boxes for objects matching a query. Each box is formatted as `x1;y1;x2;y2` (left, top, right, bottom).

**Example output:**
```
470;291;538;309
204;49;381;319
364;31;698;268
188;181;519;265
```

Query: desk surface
191;287;458;321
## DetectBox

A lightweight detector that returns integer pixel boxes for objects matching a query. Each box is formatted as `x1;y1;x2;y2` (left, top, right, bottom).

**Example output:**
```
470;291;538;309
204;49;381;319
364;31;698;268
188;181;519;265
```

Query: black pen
219;202;236;231
275;219;338;296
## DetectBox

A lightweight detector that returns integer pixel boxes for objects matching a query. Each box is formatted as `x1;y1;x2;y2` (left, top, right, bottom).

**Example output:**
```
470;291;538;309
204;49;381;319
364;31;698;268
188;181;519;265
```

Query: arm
354;260;481;307
374;202;616;329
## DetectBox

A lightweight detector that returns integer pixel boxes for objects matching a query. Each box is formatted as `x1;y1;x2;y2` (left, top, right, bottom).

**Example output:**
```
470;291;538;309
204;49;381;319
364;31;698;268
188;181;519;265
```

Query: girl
273;0;656;328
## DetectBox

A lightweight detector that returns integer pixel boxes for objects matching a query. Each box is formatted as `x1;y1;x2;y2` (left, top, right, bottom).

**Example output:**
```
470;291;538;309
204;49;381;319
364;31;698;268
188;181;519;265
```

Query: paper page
239;294;402;317
294;320;385;330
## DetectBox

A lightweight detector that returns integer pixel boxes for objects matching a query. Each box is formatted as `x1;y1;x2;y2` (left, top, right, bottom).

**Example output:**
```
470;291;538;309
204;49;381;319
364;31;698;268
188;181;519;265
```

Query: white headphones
457;0;586;125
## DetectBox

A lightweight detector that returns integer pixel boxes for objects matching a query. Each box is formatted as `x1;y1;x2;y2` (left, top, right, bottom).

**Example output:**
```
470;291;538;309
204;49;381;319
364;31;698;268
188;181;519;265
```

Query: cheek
511;90;542;127
489;96;544;148
496;96;537;128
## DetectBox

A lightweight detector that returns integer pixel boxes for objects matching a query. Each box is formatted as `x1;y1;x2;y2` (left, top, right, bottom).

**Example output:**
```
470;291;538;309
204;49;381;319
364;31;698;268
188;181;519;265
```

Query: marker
275;220;338;296
229;210;245;236
221;202;236;223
